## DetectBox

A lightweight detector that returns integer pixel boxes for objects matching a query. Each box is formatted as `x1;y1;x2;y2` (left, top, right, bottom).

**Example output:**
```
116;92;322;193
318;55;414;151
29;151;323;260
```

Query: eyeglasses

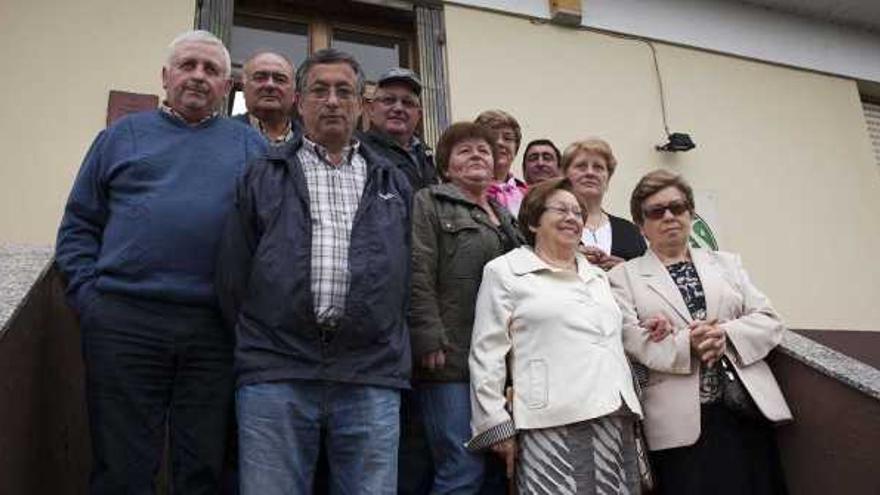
375;94;420;109
544;205;584;219
642;201;690;220
305;85;357;102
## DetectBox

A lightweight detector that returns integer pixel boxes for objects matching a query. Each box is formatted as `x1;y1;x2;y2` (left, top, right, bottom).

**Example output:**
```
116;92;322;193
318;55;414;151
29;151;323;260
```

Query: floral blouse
666;261;722;404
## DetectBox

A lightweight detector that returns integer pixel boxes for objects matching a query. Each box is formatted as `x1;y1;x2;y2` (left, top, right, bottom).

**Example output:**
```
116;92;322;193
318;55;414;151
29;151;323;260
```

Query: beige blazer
608;248;792;451
469;247;642;443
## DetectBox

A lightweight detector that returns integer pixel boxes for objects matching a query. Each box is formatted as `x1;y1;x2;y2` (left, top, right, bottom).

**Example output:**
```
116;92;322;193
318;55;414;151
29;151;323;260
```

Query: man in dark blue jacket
217;48;412;494
55;30;266;494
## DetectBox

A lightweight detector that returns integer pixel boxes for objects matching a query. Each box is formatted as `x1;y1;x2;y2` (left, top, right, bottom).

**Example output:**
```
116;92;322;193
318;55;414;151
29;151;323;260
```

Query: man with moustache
55;30;266;494
234;51;298;145
362;67;437;190
217;48;412;493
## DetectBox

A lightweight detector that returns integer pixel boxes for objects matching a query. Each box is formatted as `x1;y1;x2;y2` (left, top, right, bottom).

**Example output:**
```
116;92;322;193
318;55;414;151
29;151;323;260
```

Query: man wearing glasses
234;51;299;145
363;67;438;190
217;48;413;494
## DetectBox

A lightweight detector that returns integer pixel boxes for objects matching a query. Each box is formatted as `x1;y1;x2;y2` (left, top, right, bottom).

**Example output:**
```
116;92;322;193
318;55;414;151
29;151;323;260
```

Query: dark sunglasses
642;201;690;220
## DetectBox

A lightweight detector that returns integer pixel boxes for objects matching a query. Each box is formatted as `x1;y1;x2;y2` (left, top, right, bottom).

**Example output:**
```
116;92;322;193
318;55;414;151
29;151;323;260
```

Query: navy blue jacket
217;136;413;389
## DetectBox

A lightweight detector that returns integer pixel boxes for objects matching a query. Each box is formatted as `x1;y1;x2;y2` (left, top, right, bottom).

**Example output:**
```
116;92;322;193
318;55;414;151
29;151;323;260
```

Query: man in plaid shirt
217;48;413;494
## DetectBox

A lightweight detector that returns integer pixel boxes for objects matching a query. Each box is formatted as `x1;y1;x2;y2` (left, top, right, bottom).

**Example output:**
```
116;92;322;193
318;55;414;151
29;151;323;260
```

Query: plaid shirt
247;114;295;145
298;137;367;325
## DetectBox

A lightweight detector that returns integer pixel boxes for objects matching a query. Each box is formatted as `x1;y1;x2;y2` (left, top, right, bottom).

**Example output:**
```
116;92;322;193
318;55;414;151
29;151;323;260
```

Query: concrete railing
1;243;879;493
770;330;880;494
0;244;88;495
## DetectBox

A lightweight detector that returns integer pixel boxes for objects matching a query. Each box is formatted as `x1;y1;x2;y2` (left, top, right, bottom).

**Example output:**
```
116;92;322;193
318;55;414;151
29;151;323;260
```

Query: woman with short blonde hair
561;137;646;270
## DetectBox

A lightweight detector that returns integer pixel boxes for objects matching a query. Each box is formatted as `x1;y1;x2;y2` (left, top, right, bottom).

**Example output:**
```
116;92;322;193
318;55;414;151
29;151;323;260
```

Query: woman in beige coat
608;170;792;495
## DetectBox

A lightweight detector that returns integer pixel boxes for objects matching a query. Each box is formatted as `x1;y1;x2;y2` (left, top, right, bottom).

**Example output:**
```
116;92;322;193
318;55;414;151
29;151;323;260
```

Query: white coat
469;246;642;445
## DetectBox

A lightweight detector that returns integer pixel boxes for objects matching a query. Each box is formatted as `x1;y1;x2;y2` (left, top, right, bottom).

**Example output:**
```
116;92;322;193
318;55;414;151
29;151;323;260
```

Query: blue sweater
56;110;267;311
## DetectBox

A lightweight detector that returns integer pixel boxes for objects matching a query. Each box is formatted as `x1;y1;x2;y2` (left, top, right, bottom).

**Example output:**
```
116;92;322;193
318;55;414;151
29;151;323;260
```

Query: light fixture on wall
656;132;696;152
649;42;696;153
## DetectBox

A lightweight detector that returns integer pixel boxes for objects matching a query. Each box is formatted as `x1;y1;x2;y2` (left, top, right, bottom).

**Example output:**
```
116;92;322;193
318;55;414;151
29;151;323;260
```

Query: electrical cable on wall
647;41;671;137
646;40;696;152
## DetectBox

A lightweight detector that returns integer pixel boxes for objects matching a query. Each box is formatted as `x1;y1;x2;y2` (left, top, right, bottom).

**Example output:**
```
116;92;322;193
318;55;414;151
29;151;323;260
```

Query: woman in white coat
468;177;644;494
608;169;792;495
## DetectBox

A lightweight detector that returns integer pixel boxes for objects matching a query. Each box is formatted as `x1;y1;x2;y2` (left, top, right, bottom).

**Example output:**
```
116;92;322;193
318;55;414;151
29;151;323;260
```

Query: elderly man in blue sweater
55;30;266;494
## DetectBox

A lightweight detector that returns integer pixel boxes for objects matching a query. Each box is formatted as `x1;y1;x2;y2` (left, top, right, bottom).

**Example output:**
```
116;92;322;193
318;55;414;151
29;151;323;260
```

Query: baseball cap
377;67;422;95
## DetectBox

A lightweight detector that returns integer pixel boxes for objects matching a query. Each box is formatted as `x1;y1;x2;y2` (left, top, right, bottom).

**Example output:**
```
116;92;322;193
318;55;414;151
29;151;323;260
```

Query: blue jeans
237;380;400;495
417;382;487;494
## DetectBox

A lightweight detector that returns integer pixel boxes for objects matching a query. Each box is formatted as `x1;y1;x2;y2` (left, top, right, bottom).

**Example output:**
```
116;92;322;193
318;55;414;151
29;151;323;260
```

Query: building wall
445;5;880;331
0;0;195;244
447;0;880;84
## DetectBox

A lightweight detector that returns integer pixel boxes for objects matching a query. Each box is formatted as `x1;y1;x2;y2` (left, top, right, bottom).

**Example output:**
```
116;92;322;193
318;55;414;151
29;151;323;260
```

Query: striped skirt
516;415;641;495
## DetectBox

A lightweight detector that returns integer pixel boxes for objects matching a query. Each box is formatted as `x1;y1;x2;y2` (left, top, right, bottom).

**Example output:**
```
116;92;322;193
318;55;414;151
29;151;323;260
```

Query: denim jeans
81;293;234;495
417;382;487;494
237;380;400;495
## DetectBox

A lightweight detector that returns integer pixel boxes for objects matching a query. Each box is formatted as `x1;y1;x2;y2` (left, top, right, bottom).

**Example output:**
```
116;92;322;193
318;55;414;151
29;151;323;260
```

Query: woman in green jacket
409;122;523;493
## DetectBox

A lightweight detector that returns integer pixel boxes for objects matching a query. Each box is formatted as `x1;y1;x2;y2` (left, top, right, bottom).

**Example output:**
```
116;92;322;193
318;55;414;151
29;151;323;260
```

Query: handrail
779;330;880;401
0;243;53;338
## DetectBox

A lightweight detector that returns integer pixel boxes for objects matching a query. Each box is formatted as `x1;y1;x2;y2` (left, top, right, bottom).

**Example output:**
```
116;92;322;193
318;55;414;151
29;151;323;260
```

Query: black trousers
396;390;434;494
80;293;234;495
651;404;788;495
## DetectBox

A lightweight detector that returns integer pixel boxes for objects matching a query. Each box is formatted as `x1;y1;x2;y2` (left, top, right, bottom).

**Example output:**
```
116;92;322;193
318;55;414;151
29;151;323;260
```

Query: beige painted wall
0;0;195;244
445;5;880;331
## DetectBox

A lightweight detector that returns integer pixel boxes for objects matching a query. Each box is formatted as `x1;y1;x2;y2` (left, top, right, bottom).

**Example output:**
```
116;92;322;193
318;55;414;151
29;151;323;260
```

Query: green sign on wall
689;213;718;250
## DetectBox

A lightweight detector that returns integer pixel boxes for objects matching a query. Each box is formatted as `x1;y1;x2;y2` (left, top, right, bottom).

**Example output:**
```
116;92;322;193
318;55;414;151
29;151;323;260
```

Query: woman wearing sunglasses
608;169;792;495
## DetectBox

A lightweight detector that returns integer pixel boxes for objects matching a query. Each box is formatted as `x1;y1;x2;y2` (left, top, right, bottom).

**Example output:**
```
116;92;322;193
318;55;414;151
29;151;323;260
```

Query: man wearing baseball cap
363;67;438;190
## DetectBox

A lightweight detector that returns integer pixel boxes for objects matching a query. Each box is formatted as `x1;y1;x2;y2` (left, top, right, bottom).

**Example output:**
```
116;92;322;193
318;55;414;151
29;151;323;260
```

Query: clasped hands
645;314;726;366
689;318;726;366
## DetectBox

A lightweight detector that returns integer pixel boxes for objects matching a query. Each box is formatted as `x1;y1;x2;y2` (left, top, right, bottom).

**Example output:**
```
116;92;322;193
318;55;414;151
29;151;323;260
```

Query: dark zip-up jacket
360;129;439;191
216;136;414;389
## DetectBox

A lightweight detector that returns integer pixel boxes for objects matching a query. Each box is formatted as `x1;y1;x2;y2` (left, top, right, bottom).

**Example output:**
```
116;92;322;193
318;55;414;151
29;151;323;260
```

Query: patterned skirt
516;415;641;495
